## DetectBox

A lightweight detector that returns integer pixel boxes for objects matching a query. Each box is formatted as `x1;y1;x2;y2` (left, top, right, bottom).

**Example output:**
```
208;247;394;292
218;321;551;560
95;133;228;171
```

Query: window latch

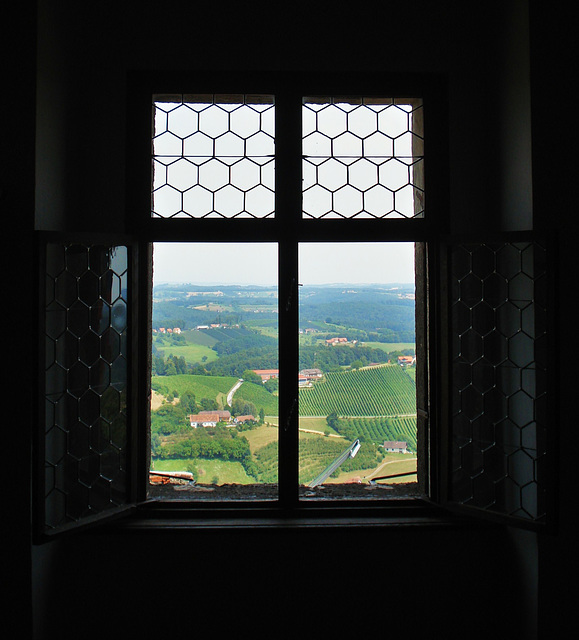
285;279;302;311
285;398;297;432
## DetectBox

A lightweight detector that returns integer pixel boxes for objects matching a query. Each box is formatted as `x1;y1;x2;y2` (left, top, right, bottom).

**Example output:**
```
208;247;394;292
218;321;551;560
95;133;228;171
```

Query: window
147;89;426;504
35;73;554;540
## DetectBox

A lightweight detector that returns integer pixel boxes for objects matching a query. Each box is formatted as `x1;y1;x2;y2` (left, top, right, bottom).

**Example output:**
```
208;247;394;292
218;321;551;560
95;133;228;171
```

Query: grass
361;342;415;353
241;424;279;454
152;374;239;402
266;416;338;435
235;380;278;415
152;458;255;484
155;342;219;365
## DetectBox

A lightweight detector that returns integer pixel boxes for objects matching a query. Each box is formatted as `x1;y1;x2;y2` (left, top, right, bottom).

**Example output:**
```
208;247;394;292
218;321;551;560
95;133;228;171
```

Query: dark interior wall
23;1;574;638
529;2;579;638
34;1;530;234
34;525;528;640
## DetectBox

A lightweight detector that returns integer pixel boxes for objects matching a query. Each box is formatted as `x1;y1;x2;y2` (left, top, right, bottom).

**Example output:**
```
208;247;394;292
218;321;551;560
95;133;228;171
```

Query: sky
152;100;418;286
152;242;415;286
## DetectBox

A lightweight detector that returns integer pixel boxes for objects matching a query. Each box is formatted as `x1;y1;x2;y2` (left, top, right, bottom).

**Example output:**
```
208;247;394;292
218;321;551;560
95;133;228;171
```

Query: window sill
109;497;489;533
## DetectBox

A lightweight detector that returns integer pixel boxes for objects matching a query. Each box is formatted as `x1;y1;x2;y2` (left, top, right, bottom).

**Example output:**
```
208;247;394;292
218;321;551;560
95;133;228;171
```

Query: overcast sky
152;242;415;286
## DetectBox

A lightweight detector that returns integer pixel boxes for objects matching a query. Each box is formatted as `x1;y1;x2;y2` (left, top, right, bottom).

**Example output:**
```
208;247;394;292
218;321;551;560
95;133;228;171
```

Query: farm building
300;368;323;381
326;337;348;345
199;409;231;421
383;441;408;453
398;356;416;367
188;413;221;428
252;369;279;382
235;415;255;424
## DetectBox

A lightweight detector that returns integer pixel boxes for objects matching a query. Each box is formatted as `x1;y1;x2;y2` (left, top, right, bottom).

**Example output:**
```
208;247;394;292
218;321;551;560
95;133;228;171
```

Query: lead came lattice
43;243;130;532
302;97;424;219
450;240;548;522
152;94;275;219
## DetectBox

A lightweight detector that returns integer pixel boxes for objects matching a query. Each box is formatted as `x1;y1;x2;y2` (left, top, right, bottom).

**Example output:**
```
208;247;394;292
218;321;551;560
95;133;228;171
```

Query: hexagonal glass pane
333;184;363;216
349;159;378;192
379;159;409;191
167;158;199;191
182;185;214;216
230;158;261;191
363;184;394;217
229;105;261;138
318;158;348;192
167;104;198;138
67;301;90;338
152;184;182;217
303;184;332;217
333;132;362;157
214;185;244;217
214;132;245;156
348;106;378;138
378;106;409;138
245;185;274;217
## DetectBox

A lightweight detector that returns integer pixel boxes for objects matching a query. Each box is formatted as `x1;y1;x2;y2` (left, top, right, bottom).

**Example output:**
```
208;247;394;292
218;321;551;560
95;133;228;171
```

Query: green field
361;342;415;353
150;297;417;488
152;457;255;484
236;380;278;415
154;342;219;365
152;374;239;403
331;453;417;484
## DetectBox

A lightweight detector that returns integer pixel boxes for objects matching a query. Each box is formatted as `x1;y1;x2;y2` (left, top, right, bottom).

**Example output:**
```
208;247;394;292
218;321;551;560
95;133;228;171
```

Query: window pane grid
152;94;275;219
302;97;424;219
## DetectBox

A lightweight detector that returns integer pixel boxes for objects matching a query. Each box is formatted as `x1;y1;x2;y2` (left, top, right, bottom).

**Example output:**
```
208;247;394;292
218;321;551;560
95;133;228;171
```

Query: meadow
152;373;239;402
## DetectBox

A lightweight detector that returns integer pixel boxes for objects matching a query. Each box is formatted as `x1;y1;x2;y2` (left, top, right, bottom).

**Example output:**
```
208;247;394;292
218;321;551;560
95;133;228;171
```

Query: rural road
227;379;243;406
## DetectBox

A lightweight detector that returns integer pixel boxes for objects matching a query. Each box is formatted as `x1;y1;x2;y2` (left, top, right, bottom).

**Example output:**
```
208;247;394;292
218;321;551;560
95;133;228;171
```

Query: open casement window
436;233;556;531
34;74;555;539
35;234;143;541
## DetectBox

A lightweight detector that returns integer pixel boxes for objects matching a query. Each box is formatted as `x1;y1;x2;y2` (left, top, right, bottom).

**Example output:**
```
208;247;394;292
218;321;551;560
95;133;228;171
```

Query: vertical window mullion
276;91;302;506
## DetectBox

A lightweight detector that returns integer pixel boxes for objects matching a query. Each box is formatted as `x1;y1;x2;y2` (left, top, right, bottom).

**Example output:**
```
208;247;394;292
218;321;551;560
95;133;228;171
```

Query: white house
188;412;220;428
383;441;408;453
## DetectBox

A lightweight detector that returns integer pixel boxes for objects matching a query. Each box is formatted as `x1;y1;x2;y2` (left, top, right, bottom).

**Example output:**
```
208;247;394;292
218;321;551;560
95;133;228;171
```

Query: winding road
227;379;243;406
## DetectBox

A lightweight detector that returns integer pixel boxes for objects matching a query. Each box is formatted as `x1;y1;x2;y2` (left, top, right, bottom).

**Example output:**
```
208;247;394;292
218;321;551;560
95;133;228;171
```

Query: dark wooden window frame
126;71;446;514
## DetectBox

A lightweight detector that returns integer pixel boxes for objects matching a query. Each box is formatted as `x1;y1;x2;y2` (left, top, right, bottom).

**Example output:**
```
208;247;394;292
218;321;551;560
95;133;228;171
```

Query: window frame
126;71;445;513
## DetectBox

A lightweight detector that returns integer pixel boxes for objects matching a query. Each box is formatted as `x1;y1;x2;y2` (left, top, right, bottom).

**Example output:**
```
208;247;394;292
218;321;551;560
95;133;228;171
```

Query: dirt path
364;457;417;480
298;428;343;438
151;389;172;411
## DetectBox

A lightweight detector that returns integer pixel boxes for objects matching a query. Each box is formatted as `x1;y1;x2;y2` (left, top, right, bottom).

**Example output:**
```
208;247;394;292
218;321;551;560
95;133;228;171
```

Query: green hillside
298;365;416;417
236;381;278;416
151;374;238;403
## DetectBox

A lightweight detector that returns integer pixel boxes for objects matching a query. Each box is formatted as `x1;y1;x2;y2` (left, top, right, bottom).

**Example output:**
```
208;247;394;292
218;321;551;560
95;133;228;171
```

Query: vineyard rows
338;416;417;451
299;365;416;418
